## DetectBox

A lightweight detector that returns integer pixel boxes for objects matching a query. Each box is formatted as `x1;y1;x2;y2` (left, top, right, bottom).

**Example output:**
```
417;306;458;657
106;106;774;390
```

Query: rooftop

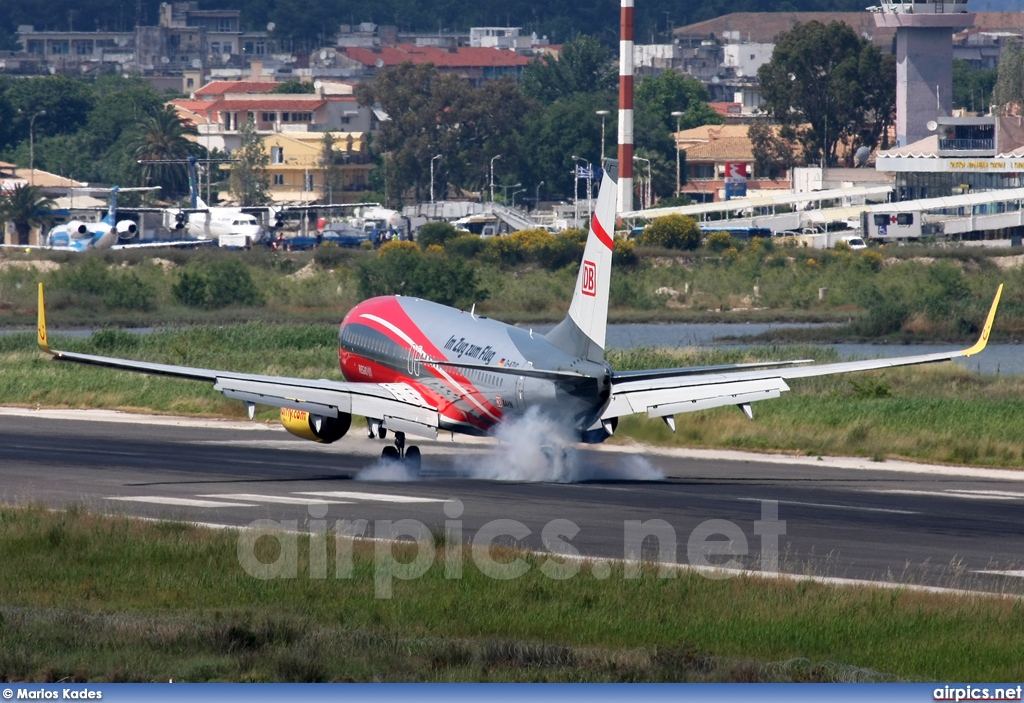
337;44;531;69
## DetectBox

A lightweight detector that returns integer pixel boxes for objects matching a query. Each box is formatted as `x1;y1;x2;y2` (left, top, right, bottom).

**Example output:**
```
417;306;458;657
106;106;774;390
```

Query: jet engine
280;408;351;444
116;220;138;238
173;212;187;230
66;221;89;237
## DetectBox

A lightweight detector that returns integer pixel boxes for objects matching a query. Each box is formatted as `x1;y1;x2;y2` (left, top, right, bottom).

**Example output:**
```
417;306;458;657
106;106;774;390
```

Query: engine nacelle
280;408;351;444
173;212;187;230
116;220;138;238
67;221;89;236
579;417;617;444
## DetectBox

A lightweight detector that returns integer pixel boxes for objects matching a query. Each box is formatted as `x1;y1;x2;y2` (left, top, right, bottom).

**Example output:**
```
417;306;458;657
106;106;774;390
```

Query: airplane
13;187;156;251
34;172;1003;474
148;157;384;248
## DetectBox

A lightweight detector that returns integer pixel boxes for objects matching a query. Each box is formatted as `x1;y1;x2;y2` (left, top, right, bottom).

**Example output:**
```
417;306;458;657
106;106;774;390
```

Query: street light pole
500;182;521;203
671;110;683;198
534;180;544;211
23;109;47;187
511;188;526;208
430;154;442;204
595;110;610;167
489;154;502;203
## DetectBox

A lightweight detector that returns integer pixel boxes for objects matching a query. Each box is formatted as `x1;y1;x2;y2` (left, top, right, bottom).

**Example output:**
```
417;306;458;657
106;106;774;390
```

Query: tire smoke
455;407;665;483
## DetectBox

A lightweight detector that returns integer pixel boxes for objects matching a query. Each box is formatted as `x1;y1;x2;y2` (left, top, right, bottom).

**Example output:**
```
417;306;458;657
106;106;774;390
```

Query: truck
860;211;922;241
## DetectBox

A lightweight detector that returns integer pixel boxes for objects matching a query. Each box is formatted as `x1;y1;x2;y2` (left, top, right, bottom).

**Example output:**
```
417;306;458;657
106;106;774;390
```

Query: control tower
871;0;974;147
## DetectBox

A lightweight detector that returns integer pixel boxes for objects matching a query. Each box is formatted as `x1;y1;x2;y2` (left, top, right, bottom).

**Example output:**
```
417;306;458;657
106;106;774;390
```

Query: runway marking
293;490;446;503
952;489;1024;498
106;496;258;508
198;493;354;505
974;569;1024;578
734;497;919;515
872;489;1024;501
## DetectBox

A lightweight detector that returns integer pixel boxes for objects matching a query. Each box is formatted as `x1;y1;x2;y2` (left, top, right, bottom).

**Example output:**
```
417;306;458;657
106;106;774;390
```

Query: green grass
2;505;1024;682
2;326;1023;467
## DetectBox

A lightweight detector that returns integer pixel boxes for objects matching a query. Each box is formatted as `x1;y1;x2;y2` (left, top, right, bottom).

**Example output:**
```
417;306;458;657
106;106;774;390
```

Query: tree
758;21;895;166
520;35;616;104
131;106;203;197
954;59;997;114
357;64;531;203
270;79;316;94
320;132;345;205
993;44;1024;115
230;117;271;206
749;123;797;179
0;184;55;245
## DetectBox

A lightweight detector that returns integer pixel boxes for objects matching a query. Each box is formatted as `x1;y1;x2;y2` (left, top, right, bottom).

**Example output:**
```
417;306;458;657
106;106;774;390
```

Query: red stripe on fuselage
338;297;503;429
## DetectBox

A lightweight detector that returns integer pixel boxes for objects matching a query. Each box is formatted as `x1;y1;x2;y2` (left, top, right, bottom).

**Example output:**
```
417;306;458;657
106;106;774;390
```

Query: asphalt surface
2;408;1024;594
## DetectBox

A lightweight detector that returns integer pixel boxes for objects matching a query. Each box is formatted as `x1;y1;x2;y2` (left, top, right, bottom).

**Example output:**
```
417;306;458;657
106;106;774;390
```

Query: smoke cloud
454;407;665;483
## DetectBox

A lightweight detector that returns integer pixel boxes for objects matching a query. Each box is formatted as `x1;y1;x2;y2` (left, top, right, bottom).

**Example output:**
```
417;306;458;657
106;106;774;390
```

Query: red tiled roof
194;80;280;96
709;102;743;117
183;98;328;112
338;44;530;69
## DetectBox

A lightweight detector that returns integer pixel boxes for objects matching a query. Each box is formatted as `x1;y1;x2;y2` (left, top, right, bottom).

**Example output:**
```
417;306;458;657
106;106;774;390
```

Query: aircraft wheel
381;446;400;462
405;446;421;474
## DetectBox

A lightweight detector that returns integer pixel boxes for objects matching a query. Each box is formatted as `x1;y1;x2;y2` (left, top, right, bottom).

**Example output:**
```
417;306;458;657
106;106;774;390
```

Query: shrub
357;245;487;307
416;221;459;249
639;215;701;250
104;272;156;311
444;234;485;259
53;256;112;296
172;260;264;309
705;231;734;253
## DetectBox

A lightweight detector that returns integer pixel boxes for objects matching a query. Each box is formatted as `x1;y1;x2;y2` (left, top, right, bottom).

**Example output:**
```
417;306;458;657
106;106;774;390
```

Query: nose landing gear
378;430;421;474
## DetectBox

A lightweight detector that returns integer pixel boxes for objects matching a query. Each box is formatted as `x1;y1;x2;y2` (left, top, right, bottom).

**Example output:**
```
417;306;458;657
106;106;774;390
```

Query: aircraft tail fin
187;157;207;209
101;186;119;226
544;171;617;362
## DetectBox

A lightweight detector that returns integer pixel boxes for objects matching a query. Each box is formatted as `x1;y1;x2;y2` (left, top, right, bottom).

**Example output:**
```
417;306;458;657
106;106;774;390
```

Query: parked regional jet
35;172;1002;473
42;187;158;251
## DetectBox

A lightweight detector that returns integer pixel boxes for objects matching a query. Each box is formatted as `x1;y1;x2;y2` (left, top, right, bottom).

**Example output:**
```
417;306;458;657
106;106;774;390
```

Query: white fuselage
183;209;263;247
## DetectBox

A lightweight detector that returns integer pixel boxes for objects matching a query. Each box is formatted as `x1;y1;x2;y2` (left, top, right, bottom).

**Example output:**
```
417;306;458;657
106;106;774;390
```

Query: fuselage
184;210;263;244
337;296;612;437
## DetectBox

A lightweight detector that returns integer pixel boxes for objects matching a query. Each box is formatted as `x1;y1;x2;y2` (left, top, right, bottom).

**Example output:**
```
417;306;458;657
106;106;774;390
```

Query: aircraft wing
602;285;1002;423
110;240;214;250
34;284;440;438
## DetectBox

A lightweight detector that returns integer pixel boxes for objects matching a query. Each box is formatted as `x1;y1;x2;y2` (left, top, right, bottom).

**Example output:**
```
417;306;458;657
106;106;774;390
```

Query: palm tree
130;106;204;198
0;184;56;246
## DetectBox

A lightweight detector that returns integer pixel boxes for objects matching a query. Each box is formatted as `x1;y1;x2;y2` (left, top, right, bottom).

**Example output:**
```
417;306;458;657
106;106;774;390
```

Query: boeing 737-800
35;173;1002;473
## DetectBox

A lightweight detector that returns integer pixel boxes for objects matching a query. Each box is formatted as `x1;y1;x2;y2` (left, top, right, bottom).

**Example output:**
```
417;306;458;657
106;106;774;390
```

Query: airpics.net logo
581;260;597;297
235;499;786;599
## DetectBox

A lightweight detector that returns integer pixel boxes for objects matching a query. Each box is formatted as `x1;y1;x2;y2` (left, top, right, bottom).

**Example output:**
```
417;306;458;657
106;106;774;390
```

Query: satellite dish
191;58;202;68
926;120;938;132
374;58;384;69
267;22;276;32
854;146;871;167
160;55;170;64
320;49;328;60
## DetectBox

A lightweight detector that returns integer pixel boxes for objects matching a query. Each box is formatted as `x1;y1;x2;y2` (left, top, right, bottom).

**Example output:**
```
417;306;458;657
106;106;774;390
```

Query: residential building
170;80;375;153
333;44;531;87
673;124;791;202
260;132;373;204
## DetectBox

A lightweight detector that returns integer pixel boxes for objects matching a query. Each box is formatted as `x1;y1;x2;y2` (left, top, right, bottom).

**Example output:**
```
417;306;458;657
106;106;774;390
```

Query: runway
2;408;1024;594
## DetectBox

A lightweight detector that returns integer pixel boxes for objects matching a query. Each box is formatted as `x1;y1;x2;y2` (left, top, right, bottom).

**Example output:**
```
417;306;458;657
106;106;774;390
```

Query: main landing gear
368;420;421;473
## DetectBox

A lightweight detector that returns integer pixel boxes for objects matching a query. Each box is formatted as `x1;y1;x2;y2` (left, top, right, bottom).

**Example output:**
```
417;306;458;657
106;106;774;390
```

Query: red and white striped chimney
617;0;634;213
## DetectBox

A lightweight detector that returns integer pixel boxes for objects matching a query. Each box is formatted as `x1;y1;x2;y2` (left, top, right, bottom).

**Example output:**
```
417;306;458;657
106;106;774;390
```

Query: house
170;80;376;153
260;131;372;204
333;44;531;87
673;124;791;202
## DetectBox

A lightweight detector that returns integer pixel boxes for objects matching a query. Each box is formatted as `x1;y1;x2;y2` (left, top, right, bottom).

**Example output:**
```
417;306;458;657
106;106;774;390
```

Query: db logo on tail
581;260;597;297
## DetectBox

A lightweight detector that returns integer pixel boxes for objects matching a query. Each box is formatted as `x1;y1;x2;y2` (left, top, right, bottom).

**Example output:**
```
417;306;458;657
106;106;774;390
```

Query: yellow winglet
37;282;52;355
962;283;1003;357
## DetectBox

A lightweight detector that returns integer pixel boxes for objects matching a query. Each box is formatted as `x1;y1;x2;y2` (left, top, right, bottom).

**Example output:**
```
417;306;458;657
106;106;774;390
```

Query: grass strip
1;325;1023;468
2;505;1024;682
